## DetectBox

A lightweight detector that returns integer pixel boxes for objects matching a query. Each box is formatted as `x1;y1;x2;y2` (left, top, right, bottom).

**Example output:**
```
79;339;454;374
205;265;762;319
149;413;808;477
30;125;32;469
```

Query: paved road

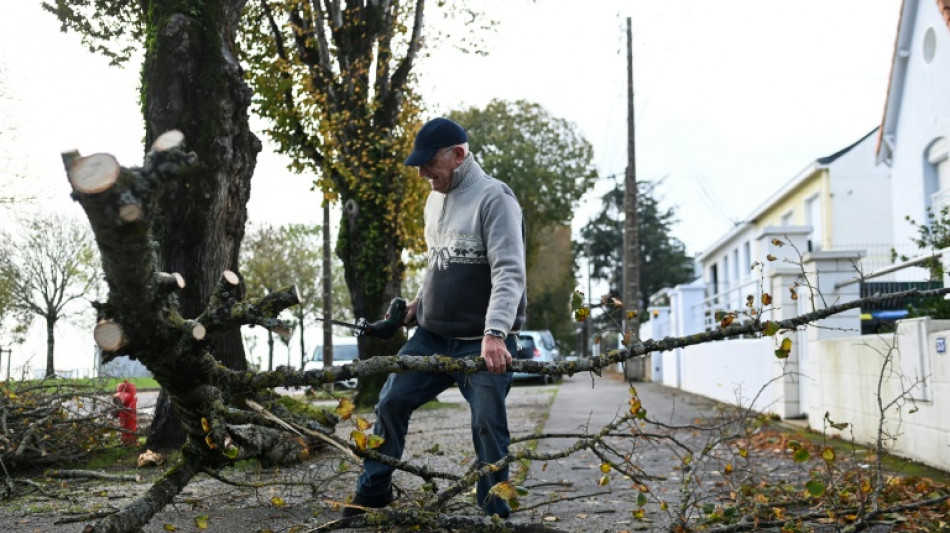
521;371;728;532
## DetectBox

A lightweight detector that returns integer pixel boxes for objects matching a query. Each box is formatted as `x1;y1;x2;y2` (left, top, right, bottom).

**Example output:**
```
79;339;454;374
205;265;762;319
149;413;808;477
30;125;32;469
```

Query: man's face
418;146;462;194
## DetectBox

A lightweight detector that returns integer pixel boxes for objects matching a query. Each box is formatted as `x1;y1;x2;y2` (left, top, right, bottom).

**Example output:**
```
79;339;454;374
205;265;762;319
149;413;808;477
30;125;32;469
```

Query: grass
83;443;146;470
769;419;950;485
10;376;160;392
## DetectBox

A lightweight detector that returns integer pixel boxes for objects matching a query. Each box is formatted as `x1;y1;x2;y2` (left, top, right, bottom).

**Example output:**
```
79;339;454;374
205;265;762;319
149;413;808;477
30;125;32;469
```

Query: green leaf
805;480;825;497
792;448;810;463
571;290;585;311
762;321;780;336
223;445;239;459
636;492;647;508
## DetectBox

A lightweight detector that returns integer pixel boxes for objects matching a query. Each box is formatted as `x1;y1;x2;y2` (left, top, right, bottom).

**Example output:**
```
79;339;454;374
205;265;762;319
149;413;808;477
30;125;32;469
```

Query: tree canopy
240;0;430;327
0;216;100;377
580;181;696;317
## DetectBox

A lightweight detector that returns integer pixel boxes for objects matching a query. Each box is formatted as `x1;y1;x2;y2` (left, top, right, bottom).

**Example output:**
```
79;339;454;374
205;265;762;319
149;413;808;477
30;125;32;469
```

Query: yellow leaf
271;496;286;507
629;399;642;416
720;314;735;328
194;516;209;529
766;254;777;261
201;418;211;433
355;417;371;431
163;525;178;532
574;307;590;322
789;287;798;300
739;447;748;458
204;435;217;450
772;238;785;247
600;463;611;473
367;434;385;449
724;463;733;474
336;398;355;420
780;337;792;351
860;478;872;493
761;293;773;306
598;474;610;486
351;430;367;451
821;448;836;462
488;481;518;500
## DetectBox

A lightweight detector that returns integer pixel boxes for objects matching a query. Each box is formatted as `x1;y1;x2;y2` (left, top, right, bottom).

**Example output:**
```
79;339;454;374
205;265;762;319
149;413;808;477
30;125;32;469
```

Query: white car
303;338;360;389
514;330;561;383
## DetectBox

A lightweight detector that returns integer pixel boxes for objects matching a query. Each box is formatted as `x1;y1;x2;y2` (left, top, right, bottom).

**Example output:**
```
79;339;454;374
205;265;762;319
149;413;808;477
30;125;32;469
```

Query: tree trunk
297;309;306;368
267;330;274;372
341;198;408;408
142;0;260;452
44;314;55;378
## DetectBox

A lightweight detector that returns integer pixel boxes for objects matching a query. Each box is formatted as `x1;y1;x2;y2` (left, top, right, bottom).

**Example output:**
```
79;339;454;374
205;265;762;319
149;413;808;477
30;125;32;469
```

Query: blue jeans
356;327;515;517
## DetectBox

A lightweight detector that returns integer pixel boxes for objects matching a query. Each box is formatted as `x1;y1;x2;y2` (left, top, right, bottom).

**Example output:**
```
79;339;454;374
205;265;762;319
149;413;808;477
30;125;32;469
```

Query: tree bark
141;0;260;452
45;314;55;378
63;142;324;532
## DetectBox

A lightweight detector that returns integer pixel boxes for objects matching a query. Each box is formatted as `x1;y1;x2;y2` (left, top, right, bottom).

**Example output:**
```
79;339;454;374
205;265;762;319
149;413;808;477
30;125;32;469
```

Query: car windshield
312;344;359;362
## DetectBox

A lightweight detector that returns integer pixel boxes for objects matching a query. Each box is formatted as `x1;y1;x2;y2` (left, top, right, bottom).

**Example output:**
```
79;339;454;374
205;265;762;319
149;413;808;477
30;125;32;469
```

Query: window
743;241;751;276
722;255;730;289
928;137;950;212
805;194;823;251
923;26;937;65
732;248;740;281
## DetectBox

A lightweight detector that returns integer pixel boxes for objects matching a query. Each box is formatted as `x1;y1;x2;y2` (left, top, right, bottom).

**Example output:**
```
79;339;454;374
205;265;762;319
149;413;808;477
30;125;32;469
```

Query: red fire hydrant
113;380;138;446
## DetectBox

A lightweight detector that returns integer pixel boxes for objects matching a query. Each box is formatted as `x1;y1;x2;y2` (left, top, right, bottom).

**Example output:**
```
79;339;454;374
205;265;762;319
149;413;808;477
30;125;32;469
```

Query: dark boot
341;487;394;518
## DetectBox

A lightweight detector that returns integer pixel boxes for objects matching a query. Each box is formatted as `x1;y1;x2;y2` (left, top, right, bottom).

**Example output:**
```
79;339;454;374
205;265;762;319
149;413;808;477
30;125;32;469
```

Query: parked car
513;330;561;383
303;337;360;389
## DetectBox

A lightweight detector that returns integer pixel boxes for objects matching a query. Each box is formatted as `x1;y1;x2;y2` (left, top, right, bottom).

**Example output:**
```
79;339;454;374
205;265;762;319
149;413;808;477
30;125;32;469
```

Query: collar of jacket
447;152;481;193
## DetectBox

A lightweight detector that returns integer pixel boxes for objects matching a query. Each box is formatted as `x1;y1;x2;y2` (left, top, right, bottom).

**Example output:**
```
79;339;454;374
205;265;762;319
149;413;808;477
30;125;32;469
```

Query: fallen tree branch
47;470;140;482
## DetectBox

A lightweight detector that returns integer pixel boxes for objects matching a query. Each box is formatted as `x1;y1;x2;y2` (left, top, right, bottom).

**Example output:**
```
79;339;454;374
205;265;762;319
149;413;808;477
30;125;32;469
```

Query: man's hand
404;298;419;326
482;335;511;374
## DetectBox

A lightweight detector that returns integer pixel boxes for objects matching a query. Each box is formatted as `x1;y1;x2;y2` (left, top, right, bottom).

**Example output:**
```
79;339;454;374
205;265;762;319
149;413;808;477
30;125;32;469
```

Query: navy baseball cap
404;117;468;166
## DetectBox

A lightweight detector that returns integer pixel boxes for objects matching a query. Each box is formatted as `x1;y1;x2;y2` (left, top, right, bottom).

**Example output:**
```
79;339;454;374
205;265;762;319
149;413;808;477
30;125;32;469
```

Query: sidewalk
521;370;727;532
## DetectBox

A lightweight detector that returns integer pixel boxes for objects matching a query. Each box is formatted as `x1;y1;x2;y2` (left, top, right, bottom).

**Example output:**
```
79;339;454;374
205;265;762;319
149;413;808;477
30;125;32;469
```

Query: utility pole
623;16;643;380
0;346;10;382
322;198;334;383
585;244;593;359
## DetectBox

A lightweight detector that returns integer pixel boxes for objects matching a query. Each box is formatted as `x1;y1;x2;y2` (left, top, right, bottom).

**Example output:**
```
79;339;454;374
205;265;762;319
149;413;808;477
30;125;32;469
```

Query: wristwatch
484;329;506;339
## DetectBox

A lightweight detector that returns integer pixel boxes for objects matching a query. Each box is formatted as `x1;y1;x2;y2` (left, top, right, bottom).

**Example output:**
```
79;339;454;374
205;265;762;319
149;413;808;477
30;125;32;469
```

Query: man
343;117;527;519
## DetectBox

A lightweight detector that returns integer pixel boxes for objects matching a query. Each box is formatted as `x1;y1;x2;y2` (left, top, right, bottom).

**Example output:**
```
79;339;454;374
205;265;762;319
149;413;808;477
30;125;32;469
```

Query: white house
878;0;950;246
694;128;892;332
648;0;950;471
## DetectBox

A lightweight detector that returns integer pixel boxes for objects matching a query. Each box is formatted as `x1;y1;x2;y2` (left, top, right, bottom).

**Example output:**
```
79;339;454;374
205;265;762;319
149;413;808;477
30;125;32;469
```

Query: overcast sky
0;0;903;370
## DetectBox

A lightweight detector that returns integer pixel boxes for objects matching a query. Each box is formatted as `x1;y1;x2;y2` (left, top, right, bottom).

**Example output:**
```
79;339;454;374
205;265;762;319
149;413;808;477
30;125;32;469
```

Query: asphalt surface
1;373;741;532
519;370;729;532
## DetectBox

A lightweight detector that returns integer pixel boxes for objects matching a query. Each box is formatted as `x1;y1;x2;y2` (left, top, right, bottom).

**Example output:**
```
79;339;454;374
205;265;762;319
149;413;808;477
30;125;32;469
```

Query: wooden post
623;16;643;380
322;198;334;390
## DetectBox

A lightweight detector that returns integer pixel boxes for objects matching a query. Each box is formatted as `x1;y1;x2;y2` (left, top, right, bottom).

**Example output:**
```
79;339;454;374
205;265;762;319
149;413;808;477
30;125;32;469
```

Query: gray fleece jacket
415;153;527;338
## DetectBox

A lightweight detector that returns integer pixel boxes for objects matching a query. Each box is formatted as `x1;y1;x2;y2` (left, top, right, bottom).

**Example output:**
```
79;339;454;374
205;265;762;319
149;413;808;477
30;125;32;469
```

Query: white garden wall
677;337;785;414
805;317;950;472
